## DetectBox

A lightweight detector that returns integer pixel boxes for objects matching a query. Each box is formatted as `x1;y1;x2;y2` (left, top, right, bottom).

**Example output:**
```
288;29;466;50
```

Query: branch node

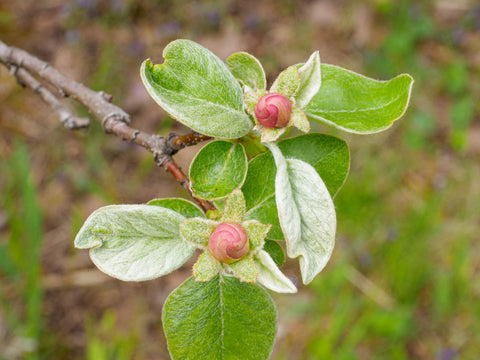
100;91;113;103
58;88;67;97
8;64;27;88
39;62;50;77
131;130;140;142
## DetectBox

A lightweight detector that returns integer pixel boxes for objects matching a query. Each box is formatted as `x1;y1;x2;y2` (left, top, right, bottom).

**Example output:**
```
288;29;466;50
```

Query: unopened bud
254;93;292;129
208;223;249;264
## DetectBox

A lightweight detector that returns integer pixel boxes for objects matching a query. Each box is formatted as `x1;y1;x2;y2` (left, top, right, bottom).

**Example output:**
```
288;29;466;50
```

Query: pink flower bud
208;223;249;264
254;93;292;129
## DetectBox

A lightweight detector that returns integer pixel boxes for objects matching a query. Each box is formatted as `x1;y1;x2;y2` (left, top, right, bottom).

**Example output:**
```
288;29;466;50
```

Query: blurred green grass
0;0;479;359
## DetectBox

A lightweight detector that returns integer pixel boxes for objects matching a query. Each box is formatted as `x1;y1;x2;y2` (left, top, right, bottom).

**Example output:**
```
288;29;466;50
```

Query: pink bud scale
208;223;249;264
254;93;292;129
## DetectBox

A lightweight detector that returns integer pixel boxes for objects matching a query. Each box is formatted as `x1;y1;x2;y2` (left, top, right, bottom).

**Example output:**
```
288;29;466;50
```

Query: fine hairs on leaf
0;38;413;360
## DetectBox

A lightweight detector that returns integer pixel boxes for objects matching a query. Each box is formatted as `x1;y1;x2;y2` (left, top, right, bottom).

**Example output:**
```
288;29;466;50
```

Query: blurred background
0;0;479;359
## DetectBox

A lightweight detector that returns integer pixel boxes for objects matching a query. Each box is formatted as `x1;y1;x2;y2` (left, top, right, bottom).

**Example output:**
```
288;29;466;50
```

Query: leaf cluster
75;39;413;359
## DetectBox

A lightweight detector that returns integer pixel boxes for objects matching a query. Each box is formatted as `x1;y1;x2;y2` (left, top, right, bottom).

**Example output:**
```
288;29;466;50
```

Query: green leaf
140;40;252;139
304;64;414;134
242;152;284;240
147;198;205;218
244;89;267;117
227;256;258;283
163;275;277;360
264;239;285;267
221;188;246;223
190;141;248;200
242;133;348;241
289;107;310;133
226;52;266;90
270;65;299;98
260;127;287;143
268;143;336;284
255;250;296;293
277;134;350;197
74;205;194;281
180;218;219;248
295;51;321;108
242;220;271;250
193;251;221;282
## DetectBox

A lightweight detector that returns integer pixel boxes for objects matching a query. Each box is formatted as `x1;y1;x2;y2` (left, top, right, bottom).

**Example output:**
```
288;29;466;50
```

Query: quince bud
208;223;249;264
254;93;292;129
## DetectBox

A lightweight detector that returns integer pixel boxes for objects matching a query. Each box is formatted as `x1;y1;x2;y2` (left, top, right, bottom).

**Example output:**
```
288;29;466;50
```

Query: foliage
74;39;413;359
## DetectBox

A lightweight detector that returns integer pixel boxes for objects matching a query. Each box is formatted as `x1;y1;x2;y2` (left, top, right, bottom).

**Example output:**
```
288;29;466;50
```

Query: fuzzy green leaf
295;51;321;108
190;141;248;200
242;133;348;241
270;65;299;98
226;52;266;90
289;107;310;133
255;250;296;293
304;64;414;133
277;134;350;197
180;217;218;248
163;275;277;360
221;188;246;223
147;198;205;218
227;256;258;283
242;152;284;240
140;40;252;139
242;220;271;250
193;251;221;282
263;240;285;267
244;89;267;117
74;205;194;281
268;144;336;284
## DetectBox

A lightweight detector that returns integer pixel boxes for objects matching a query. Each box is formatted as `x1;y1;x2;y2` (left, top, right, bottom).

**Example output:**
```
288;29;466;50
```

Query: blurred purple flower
437;348;458;360
206;10;221;26
244;13;260;30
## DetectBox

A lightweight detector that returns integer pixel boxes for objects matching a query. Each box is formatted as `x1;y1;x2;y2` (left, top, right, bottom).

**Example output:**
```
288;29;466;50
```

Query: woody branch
0;39;214;212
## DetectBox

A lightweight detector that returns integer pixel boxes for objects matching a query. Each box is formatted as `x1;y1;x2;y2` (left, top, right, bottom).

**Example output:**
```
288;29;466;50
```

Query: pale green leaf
190;141;247;200
268;143;336;284
270;65;299;98
163;275;277;360
74;205;194;281
221;188;246;223
255;250;296;293
180;217;219;248
260;127;287;143
289;107;310;133
226;52;266;90
193;251;221;282
295;51;321;108
244;89;267;117
277;134;350;197
140;40;252;139
147;198;205;218
227;256;257;283
304;64;414;134
242;133;348;241
242;220;271;250
263;240;285;267
242;152;283;240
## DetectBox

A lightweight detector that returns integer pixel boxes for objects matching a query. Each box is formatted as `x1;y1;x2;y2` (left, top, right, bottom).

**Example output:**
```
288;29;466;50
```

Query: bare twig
7;64;89;129
0;39;214;212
